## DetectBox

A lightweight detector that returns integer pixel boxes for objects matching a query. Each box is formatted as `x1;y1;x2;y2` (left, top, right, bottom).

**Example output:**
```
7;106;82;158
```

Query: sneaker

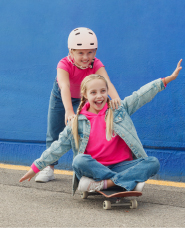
133;182;145;192
35;166;55;182
78;176;104;192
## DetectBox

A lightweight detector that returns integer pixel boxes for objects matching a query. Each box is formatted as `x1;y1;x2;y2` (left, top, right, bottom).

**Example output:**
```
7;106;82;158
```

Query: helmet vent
89;32;93;35
75;32;80;35
90;43;94;45
77;43;82;46
74;29;79;31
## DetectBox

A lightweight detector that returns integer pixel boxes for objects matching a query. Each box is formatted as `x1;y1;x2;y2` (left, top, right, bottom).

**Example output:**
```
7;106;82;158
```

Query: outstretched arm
19;125;72;183
122;59;182;116
161;59;182;85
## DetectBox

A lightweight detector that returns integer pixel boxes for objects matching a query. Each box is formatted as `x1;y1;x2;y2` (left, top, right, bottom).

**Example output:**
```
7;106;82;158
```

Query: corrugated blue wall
0;0;184;181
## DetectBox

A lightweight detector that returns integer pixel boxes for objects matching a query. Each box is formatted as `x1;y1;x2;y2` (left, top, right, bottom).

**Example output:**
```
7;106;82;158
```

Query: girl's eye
91;91;96;94
101;90;106;93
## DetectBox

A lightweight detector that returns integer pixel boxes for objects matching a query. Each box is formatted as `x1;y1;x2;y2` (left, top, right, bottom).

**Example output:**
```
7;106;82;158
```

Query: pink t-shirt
57;57;104;98
80;102;133;166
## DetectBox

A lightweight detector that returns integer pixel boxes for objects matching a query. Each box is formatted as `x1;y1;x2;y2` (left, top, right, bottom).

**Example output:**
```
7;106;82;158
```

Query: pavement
0;166;185;227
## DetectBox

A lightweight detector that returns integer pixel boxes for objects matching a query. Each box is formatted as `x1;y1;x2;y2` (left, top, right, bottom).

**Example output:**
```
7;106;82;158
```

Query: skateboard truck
103;198;138;210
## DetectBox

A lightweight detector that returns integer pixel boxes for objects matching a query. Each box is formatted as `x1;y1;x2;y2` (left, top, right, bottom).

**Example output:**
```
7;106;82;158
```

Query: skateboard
81;186;142;210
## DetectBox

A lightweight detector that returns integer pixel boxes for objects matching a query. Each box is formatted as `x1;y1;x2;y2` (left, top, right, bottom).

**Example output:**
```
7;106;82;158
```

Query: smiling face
70;49;96;68
84;78;108;114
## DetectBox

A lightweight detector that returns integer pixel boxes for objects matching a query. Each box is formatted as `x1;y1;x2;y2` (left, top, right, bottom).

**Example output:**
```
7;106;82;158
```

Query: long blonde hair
72;74;114;149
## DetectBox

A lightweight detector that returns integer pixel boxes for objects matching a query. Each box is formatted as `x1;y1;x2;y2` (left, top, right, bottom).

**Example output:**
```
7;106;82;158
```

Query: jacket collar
78;103;123;121
78;114;88;121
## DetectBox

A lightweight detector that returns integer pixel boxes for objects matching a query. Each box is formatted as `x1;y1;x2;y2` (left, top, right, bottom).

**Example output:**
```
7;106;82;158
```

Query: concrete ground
0;167;185;227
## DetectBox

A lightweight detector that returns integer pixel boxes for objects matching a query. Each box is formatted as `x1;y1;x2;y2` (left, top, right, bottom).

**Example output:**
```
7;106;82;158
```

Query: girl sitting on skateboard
19;60;182;195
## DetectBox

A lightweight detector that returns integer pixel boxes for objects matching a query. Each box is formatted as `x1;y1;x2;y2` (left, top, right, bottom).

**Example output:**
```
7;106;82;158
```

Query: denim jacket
34;78;165;195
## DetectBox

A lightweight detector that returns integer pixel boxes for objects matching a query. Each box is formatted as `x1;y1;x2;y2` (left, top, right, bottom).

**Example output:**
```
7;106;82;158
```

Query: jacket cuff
161;78;167;87
31;163;40;173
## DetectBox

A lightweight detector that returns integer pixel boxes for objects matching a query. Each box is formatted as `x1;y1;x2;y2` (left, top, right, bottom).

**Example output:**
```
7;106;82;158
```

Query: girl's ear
93;49;97;57
69;49;74;58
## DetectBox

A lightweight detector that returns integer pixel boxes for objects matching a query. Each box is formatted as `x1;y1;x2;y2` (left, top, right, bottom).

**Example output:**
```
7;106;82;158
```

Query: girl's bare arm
57;68;75;124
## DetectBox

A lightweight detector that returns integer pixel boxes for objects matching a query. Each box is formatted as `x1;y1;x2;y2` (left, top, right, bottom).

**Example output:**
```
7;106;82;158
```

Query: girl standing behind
35;27;121;182
20;60;182;195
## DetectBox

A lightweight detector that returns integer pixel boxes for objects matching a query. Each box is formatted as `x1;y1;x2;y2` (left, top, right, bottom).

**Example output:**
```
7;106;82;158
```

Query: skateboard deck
81;186;142;210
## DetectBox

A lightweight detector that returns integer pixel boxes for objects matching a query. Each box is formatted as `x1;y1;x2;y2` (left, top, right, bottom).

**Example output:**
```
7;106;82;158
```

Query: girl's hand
163;59;182;85
65;110;76;125
19;169;36;182
171;59;182;80
110;98;121;109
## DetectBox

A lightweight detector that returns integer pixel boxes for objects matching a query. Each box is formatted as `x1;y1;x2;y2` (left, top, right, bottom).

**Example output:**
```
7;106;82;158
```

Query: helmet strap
67;53;94;70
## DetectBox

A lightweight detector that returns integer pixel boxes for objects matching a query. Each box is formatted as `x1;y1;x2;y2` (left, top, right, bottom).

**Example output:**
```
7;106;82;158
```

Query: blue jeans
72;154;160;191
46;78;80;165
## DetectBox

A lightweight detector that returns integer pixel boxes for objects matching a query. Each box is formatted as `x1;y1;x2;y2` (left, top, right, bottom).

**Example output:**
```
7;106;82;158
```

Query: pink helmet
68;27;98;50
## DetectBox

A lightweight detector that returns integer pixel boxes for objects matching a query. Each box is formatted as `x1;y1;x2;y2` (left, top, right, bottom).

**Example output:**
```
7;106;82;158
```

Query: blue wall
0;0;184;181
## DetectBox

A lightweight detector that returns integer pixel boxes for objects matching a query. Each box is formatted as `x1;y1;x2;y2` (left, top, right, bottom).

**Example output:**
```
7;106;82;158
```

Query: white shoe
133;182;145;192
35;166;55;182
78;176;104;192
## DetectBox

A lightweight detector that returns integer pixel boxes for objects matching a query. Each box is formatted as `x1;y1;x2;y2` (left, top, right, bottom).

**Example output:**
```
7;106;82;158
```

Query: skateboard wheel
81;191;88;199
103;200;111;210
130;199;138;209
